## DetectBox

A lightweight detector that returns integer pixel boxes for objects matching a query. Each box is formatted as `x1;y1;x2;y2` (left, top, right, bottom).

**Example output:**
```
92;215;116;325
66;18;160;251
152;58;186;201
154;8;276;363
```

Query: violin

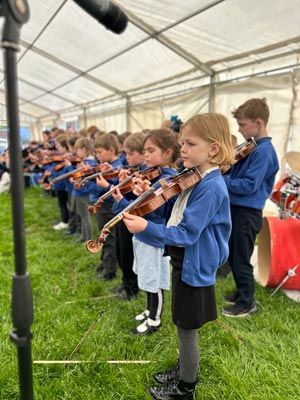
50;156;83;172
220;138;257;174
73;166;126;190
88;166;161;214
50;166;83;185
40;155;65;165
86;140;257;253
86;167;202;253
72;165;114;180
50;164;107;185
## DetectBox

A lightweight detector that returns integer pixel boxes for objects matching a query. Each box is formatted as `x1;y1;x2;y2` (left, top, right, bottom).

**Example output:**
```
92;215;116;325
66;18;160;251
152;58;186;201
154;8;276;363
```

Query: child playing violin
89;133;123;281
221;98;279;317
112;129;181;335
112;132;147;300
71;137;96;243
51;134;71;231
122;113;234;399
63;136;81;236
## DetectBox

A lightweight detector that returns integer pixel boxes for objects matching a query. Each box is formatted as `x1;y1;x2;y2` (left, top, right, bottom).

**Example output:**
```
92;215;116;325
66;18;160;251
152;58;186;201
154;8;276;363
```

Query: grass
0;186;300;399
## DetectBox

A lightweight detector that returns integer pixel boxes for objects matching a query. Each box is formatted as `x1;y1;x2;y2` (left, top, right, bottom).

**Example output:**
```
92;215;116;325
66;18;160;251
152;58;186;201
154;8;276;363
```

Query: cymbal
285;151;300;172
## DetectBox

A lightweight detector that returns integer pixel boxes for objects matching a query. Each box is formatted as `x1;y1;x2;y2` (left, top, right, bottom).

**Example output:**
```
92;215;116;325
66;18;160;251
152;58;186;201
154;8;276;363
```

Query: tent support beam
119;5;215;77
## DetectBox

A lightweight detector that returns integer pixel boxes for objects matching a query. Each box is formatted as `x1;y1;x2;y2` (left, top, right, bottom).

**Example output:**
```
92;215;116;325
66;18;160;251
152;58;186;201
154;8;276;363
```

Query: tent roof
1;0;300;121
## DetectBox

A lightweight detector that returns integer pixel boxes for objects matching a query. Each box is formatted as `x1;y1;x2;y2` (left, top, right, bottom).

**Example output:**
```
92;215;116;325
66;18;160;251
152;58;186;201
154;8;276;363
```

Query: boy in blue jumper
222;98;279;317
90;133;123;280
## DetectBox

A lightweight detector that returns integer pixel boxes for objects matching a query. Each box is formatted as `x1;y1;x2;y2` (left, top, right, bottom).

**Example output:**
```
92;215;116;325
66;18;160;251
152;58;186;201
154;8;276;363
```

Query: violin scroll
87;204;98;214
220;138;257;174
86;227;112;254
85;239;103;254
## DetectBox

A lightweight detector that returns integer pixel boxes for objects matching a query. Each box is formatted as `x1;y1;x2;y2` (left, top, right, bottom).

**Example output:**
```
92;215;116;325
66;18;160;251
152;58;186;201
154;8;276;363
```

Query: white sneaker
131;318;161;335
53;222;69;230
134;310;150;321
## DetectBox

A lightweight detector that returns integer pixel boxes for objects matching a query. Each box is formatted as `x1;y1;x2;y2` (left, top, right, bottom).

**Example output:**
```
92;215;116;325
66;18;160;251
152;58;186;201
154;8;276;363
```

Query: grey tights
177;325;199;383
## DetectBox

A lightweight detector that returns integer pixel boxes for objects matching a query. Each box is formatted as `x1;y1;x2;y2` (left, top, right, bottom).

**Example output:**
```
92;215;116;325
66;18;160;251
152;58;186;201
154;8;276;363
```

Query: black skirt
169;246;217;329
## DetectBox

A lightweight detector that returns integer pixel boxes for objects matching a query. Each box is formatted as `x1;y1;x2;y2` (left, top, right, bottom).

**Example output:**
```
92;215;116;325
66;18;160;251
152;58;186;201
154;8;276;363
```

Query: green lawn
0;187;299;399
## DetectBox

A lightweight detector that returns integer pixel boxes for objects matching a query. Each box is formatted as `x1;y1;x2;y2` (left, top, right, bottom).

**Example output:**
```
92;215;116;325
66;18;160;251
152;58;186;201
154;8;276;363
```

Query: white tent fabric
1;0;300;215
0;0;298;122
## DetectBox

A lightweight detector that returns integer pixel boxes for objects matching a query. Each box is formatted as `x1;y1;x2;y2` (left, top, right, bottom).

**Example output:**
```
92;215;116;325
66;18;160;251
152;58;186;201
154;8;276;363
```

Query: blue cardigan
112;167;178;248
140;169;231;287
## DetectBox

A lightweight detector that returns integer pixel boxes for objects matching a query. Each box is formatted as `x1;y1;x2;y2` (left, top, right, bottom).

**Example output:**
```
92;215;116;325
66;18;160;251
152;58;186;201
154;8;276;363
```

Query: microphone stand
0;1;33;399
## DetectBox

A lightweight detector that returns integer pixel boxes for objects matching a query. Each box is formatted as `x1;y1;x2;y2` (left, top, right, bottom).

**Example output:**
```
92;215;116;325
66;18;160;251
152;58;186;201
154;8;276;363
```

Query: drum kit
258;151;300;293
269;151;300;219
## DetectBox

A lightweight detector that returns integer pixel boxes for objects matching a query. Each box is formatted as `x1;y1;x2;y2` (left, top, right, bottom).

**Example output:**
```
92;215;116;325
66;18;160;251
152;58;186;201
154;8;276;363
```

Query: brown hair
74;137;94;156
118;131;132;145
124;132;145;154
55;134;69;150
77;128;88;138
94;133;119;155
143;129;181;165
183;113;234;166
87;125;104;142
87;125;99;135
68;136;79;147
232;98;269;125
160;120;173;129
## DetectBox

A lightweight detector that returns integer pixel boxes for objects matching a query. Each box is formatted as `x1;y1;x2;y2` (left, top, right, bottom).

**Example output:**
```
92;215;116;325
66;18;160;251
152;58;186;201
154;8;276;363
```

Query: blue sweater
140;169;231;287
112;167;178;248
51;164;72;191
72;158;96;199
223;137;279;210
88;158;123;203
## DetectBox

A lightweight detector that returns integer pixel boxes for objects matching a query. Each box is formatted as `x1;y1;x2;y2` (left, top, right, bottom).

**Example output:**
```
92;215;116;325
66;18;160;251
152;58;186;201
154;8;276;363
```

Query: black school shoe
109;284;124;293
223;292;238;305
154;362;180;384
149;379;196;399
96;272;116;281
116;289;138;301
222;302;257;318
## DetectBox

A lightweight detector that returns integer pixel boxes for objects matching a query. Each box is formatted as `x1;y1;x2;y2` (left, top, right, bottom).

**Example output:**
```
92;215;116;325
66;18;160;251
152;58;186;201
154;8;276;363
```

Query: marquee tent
1;0;300;196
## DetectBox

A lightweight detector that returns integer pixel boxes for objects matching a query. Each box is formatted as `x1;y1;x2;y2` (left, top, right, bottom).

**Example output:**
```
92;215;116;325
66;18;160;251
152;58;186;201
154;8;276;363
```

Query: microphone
73;0;128;34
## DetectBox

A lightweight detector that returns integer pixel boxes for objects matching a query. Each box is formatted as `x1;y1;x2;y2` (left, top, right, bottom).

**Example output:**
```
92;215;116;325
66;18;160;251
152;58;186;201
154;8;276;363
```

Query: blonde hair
183;113;234;166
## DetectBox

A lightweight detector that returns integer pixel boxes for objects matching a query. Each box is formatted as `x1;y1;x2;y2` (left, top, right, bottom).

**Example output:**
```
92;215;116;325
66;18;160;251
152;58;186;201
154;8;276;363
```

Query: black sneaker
116;289;138;301
222;302;257;318
223;292;238;305
149;379;196;400
109;284;124;293
96;272;116;281
154;362;180;384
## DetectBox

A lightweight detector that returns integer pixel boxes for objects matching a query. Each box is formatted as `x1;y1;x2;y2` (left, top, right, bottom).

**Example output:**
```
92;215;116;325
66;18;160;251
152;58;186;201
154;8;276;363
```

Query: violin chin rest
86;240;102;254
